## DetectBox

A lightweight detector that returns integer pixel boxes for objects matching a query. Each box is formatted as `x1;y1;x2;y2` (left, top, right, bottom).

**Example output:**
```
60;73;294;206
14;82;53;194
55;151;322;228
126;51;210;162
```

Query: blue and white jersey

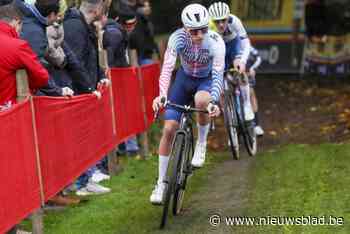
159;28;225;102
221;14;248;42
218;14;250;63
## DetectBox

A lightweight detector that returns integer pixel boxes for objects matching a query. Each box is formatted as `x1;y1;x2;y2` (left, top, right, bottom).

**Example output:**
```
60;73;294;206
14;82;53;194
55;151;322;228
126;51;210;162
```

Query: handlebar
154;98;210;120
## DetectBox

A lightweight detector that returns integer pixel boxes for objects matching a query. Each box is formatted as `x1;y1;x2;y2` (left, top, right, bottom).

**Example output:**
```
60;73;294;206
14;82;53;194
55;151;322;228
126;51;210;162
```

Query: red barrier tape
0;63;159;233
34;89;115;201
111;67;146;143
140;63;160;128
0;100;41;233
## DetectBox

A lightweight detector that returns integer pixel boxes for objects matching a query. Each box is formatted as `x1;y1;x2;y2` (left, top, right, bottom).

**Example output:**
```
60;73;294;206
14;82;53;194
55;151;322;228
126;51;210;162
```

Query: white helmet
181;4;209;29
208;2;230;20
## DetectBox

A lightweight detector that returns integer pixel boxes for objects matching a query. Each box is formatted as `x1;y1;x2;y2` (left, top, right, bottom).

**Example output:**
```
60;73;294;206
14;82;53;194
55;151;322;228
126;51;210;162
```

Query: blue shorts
225;37;241;70
164;68;212;122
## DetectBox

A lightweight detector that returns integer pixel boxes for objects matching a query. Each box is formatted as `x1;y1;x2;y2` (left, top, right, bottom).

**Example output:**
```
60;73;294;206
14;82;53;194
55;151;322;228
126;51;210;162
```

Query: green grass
23;152;225;234
239;144;350;234
19;141;350;233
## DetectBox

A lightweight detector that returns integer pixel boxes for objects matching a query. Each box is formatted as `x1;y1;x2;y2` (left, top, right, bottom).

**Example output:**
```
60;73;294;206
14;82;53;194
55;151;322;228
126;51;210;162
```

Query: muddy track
155;77;350;234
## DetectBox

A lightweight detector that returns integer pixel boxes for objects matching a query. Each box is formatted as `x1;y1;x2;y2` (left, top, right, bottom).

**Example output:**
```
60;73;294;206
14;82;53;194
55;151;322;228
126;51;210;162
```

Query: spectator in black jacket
102;5;140;157
102;8;137;67
129;0;158;65
63;0;108;92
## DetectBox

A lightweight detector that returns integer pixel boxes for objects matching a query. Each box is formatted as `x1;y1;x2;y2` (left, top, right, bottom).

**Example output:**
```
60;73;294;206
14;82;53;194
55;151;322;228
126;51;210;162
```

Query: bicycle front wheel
160;133;185;229
173;130;193;215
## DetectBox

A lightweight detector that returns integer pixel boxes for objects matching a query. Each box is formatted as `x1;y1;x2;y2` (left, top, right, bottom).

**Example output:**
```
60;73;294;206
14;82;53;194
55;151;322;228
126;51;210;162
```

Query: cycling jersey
159;28;225;103
209;14;251;63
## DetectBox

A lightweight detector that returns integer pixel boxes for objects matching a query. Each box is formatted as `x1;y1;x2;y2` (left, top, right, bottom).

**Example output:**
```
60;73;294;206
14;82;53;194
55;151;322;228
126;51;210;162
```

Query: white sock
197;123;210;144
240;84;252;110
158;155;169;185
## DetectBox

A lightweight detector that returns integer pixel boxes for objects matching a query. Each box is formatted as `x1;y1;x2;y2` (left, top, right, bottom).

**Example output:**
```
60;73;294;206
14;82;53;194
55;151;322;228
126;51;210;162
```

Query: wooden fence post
97;24;122;175
16;70;44;234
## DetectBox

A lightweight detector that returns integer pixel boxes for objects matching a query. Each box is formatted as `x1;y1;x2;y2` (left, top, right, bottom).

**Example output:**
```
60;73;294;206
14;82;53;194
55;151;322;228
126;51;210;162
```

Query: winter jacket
63;8;105;90
103;19;129;67
0;21;48;106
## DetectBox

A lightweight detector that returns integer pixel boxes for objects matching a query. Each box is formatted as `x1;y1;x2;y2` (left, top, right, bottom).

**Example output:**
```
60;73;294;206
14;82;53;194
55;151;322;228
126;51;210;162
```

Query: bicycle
155;99;208;229
222;68;257;159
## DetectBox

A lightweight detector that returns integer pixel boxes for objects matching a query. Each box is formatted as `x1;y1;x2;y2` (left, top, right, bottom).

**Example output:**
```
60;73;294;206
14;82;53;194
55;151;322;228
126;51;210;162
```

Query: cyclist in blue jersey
208;2;255;123
150;3;225;204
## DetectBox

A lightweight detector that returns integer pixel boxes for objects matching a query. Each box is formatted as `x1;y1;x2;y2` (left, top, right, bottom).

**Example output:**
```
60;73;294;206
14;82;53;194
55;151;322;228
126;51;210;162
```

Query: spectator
102;9;137;67
63;0;111;196
102;2;140;157
16;0;74;97
129;0;158;65
0;0;48;110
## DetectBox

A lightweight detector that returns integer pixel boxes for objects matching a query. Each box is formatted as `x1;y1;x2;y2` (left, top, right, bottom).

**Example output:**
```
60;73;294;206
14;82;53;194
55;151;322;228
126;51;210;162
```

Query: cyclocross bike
222;68;257;159
155;99;208;229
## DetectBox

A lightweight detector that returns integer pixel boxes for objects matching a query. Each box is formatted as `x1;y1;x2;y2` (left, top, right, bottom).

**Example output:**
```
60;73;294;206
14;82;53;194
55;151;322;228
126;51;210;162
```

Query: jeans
125;135;139;152
76;166;97;189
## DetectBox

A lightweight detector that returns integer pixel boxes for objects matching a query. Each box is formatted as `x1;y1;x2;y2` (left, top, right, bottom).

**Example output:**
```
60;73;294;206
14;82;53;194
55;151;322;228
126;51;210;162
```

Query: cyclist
246;46;264;136
150;3;225;204
208;2;255;122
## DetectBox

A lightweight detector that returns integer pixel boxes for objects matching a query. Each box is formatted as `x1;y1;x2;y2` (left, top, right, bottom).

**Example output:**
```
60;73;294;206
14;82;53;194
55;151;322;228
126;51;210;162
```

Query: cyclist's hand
233;59;246;74
152;96;167;112
61;87;74;97
207;102;220;117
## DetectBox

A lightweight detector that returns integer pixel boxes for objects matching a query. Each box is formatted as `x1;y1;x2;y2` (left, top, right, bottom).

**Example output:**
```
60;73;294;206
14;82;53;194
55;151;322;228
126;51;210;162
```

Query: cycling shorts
225;36;241;70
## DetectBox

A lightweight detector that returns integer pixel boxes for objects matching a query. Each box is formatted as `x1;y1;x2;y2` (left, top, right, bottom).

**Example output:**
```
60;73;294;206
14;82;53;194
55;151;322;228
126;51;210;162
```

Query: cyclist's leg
151;68;194;203
249;74;264;136
191;78;212;167
239;77;254;121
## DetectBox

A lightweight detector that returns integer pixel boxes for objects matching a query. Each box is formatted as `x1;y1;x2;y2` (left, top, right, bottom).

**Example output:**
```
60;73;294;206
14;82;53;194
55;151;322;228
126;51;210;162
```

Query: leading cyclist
150;3;225;204
208;2;255;122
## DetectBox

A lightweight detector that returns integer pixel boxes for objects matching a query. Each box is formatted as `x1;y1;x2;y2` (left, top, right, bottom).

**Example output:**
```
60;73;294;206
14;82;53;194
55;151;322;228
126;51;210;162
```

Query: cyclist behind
150;3;225;204
246;46;264;136
208;2;255;123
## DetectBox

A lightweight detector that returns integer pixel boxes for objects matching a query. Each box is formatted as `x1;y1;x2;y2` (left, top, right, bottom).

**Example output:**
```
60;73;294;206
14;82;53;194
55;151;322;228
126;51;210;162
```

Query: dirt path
155;77;350;234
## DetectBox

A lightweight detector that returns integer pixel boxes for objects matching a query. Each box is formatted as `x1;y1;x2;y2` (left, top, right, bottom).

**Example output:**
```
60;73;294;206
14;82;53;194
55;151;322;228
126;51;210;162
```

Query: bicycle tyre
237;92;257;156
160;134;185;229
223;89;240;160
173;130;193;215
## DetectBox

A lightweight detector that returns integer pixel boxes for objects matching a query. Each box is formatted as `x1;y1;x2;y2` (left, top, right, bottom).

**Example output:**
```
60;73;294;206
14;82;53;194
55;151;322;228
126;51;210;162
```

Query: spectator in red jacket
0;0;48;110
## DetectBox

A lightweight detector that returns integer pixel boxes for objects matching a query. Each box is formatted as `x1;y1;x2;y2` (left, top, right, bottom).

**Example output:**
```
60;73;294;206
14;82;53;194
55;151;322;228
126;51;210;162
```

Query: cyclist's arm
250;56;261;70
231;15;251;63
159;47;177;97
211;36;226;103
159;31;182;97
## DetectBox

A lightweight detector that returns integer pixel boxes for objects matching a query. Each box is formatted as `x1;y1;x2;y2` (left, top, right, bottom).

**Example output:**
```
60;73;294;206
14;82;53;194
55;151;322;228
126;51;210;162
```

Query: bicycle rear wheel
237;93;257;156
173;130;193;215
223;89;240;160
160;134;185;229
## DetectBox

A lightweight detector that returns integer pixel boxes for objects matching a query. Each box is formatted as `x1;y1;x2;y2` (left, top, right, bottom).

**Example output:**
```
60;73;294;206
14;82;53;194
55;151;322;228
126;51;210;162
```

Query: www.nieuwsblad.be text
209;214;344;227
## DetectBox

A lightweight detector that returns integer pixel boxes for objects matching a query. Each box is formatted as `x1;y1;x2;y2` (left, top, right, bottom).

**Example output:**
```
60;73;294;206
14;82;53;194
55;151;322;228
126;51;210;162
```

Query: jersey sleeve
159;31;181;97
210;33;226;103
231;15;251;63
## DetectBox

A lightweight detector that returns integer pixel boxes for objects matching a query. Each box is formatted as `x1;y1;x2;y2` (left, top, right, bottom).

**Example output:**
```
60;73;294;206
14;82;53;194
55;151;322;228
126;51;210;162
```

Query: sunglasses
189;27;208;36
213;19;228;25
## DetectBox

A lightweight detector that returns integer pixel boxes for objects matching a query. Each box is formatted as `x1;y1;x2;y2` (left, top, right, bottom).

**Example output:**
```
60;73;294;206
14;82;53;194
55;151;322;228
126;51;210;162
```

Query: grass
18;136;350;233
20;150;225;234
238;143;350;234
